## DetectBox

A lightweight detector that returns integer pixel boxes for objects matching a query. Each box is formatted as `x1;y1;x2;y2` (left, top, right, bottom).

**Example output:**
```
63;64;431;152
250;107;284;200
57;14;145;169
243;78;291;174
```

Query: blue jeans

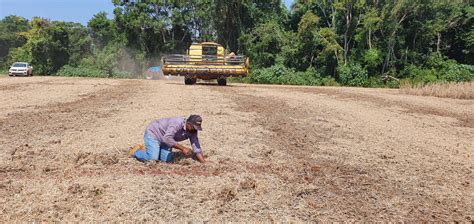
133;131;170;162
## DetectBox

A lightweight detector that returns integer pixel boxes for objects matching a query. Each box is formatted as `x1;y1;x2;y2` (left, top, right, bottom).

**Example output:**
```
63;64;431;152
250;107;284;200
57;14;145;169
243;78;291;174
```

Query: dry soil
0;76;472;222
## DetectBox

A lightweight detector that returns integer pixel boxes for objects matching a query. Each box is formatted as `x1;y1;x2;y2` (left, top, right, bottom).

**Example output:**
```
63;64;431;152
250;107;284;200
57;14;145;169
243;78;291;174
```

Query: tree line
0;0;472;86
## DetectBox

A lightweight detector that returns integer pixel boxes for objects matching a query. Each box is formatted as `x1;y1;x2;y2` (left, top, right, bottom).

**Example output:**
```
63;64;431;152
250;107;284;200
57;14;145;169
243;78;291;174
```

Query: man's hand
173;143;192;157
182;147;192;157
195;153;206;163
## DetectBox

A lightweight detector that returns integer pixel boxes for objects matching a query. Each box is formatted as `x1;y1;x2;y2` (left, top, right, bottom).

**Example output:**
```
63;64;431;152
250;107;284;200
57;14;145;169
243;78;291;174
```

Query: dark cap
187;115;202;131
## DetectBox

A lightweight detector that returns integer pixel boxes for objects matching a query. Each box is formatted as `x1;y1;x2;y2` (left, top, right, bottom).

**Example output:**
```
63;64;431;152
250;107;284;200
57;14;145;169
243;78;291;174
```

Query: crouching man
128;115;206;163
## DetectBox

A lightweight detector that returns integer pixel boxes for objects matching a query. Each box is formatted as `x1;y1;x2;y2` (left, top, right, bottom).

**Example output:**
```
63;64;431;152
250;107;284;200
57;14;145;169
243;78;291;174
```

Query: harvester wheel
185;78;196;85
217;78;227;86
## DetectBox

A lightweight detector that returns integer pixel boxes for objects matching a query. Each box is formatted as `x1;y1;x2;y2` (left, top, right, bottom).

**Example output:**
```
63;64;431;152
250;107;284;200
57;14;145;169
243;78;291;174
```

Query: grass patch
0;68;8;75
56;65;134;79
400;81;473;99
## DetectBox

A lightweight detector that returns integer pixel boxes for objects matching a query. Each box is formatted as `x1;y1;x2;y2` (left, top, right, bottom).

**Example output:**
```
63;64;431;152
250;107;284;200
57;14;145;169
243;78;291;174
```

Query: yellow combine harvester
162;42;249;86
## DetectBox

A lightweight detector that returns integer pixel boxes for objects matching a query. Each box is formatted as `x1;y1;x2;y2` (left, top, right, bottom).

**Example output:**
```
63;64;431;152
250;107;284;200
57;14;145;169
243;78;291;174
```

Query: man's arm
173;143;192;157
189;133;205;163
162;124;192;156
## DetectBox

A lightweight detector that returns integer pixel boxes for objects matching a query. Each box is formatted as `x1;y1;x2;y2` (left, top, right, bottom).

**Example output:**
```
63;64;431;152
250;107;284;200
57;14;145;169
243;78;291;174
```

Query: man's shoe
128;144;145;158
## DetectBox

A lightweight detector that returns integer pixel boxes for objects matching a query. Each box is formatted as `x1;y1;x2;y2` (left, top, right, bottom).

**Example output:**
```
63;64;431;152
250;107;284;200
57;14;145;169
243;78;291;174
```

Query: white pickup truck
9;62;33;76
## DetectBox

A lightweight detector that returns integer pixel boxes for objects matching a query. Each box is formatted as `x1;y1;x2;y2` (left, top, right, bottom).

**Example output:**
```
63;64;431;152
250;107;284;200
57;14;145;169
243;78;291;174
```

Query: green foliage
297;11;320;40
0;68;8;74
214;0;286;52
337;63;369;87
403;65;437;83
88;12;115;48
427;54;474;82
318;28;342;60
0;15;30;63
442;64;474;82
56;65;133;78
402;55;474;84
110;70;133;79
56;65;108;78
279;68;320;86
243;64;338;86
81;42;123;74
363;48;382;68
66;22;92;67
240;20;286;67
7;47;31;64
244;64;286;84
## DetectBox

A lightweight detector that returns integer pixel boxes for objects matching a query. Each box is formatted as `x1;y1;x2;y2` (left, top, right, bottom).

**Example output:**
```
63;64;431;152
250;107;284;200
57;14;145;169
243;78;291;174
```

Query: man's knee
149;153;159;161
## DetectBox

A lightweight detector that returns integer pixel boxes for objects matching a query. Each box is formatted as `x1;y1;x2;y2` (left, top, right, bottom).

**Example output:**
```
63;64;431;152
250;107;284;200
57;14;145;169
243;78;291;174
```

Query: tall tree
0;15;30;66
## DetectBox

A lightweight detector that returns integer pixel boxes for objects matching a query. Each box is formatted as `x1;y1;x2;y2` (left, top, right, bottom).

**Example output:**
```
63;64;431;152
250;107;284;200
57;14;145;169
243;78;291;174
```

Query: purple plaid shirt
146;117;202;154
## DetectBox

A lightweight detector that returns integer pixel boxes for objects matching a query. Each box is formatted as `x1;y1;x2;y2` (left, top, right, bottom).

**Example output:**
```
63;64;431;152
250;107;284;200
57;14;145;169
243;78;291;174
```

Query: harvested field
0;76;473;222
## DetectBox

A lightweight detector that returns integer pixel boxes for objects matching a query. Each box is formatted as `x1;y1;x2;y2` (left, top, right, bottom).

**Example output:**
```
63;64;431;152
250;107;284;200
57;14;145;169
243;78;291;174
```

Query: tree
214;0;286;53
240;20;286;67
297;11;320;67
88;12;116;48
64;22;92;66
1;0;472;85
0;15;30;67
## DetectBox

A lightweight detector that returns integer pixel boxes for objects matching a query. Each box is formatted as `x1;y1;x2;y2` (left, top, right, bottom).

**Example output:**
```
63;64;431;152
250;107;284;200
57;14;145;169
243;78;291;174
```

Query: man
128;115;206;163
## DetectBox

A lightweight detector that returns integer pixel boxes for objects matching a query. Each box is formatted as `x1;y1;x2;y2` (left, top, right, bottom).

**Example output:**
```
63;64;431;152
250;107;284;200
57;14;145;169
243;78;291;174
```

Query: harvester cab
162;42;249;86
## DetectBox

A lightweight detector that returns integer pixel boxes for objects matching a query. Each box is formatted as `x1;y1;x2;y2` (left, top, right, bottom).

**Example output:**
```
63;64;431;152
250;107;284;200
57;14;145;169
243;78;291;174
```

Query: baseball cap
187;115;202;131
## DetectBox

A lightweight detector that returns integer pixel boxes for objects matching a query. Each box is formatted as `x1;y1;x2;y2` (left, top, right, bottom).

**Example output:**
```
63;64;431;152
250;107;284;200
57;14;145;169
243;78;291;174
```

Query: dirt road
1;76;472;222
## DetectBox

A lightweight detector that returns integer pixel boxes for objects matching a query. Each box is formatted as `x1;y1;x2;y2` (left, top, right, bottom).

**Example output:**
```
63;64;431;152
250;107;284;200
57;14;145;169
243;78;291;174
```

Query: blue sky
0;0;294;25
